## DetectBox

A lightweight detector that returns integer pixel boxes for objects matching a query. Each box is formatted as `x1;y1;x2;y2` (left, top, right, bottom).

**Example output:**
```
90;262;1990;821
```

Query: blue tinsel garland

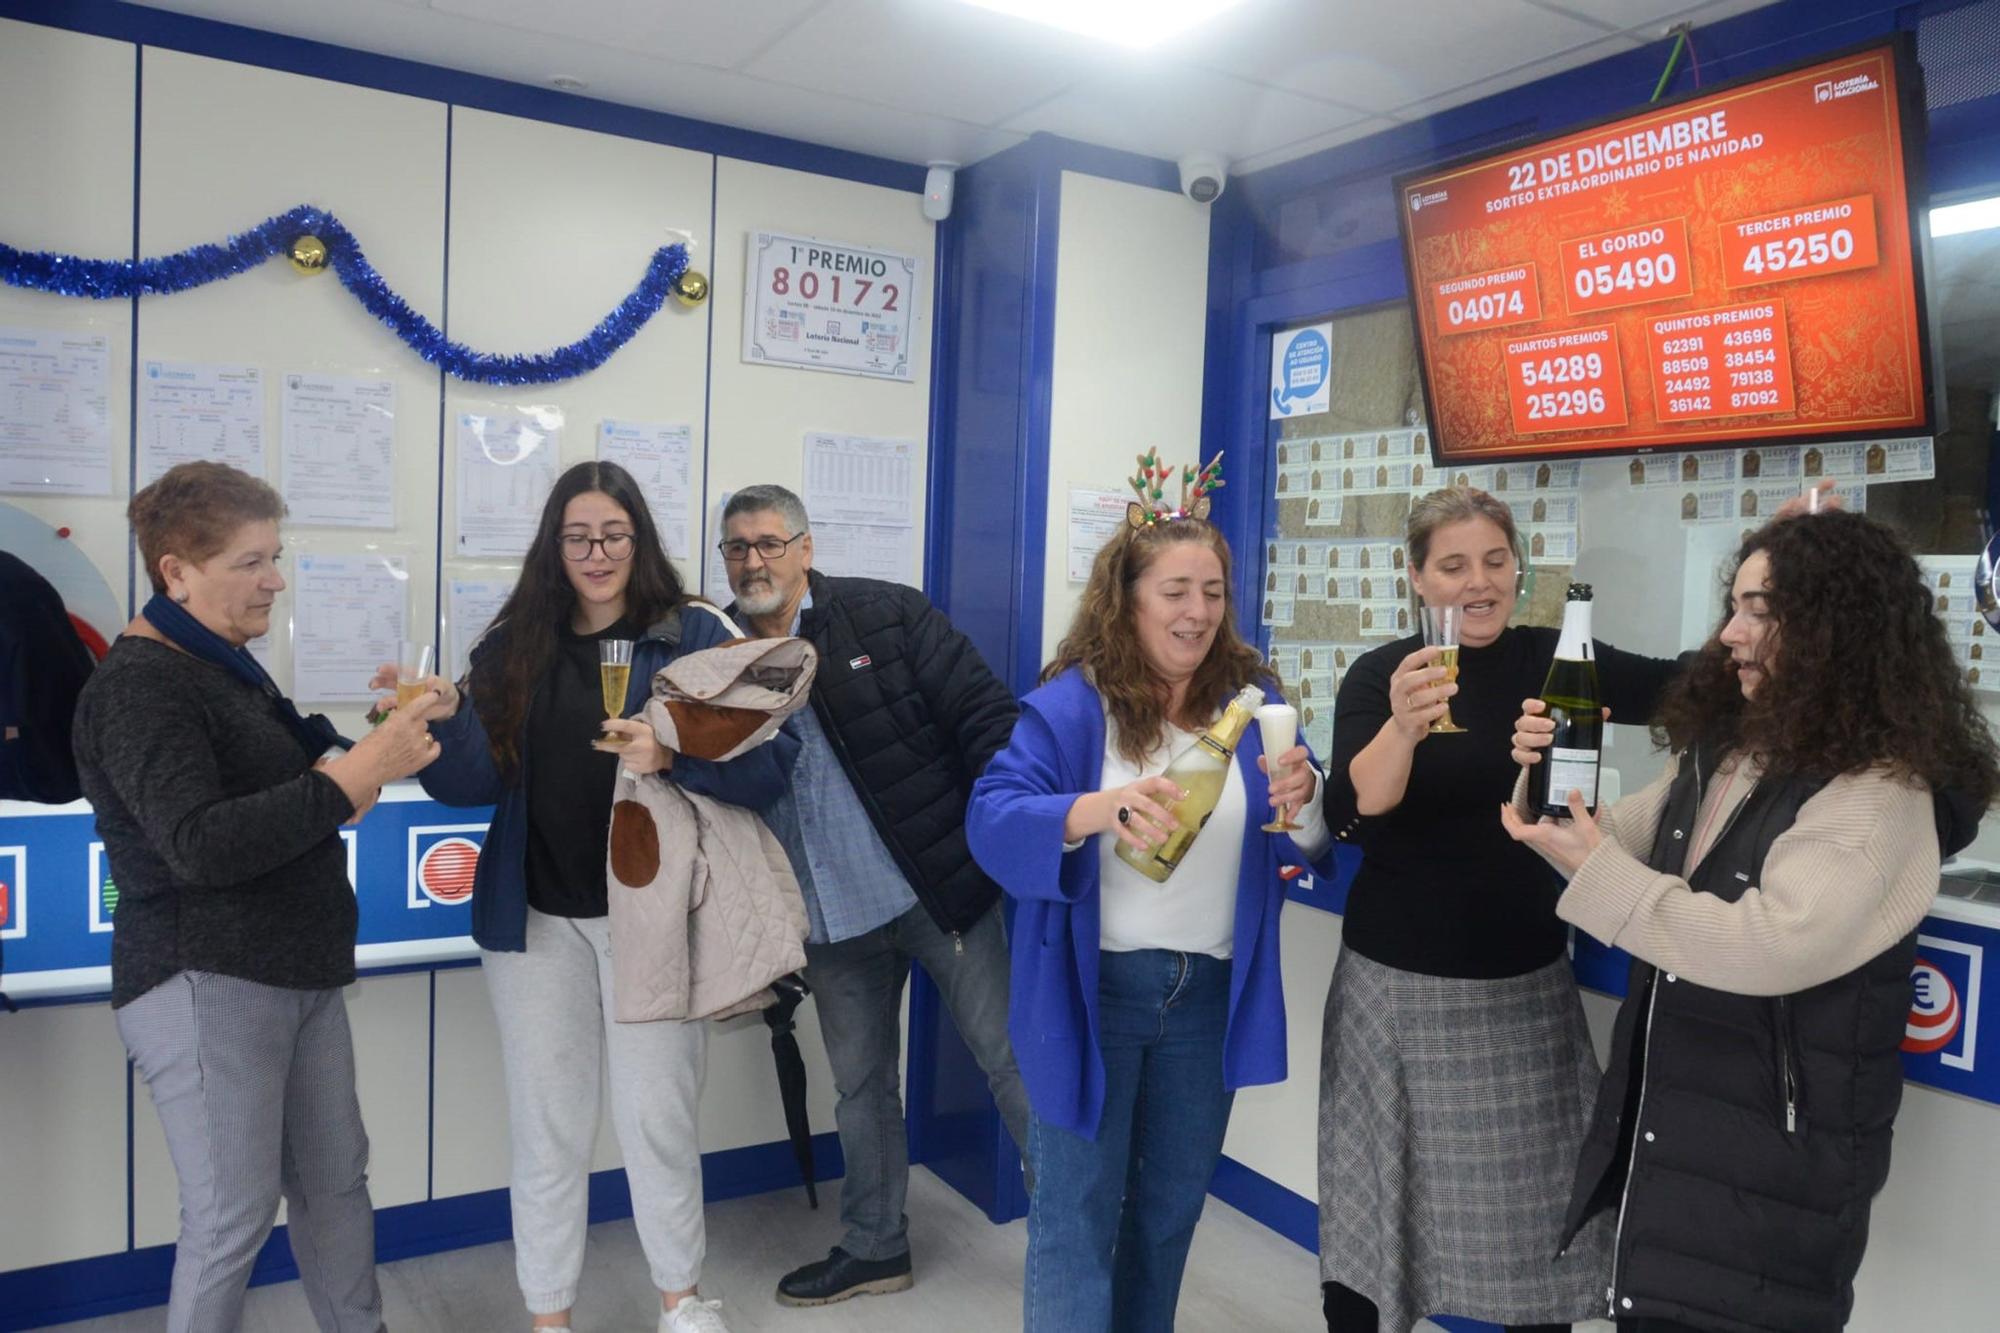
0;204;689;386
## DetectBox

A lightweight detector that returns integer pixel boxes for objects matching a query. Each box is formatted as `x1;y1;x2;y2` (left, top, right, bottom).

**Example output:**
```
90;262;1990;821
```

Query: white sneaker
661;1296;730;1333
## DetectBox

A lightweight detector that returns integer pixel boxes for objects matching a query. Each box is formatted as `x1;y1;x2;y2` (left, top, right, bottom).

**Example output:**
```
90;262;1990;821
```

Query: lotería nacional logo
1904;936;1981;1071
1815;72;1881;104
1409;188;1448;213
407;825;484;908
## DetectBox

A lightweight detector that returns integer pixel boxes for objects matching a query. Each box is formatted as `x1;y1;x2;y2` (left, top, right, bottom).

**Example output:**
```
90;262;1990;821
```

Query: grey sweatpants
481;906;708;1313
116;971;383;1333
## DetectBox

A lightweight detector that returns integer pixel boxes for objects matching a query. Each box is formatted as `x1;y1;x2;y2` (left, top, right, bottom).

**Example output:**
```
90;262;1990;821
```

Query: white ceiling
123;0;1782;175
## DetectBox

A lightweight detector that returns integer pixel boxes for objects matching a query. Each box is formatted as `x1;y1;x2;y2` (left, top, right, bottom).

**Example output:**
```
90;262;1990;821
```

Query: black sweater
522;617;634;918
72;638;358;1007
1324;625;1679;978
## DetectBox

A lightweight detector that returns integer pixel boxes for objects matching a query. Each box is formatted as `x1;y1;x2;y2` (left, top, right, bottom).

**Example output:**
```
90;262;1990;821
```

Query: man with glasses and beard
717;484;1030;1310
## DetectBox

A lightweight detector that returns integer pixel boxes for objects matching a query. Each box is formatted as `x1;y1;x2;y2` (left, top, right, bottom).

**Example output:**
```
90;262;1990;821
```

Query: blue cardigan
966;667;1336;1139
418;604;797;952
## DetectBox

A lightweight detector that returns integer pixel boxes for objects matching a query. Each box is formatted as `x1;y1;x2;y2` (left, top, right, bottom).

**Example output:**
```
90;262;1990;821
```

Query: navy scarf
141;593;349;758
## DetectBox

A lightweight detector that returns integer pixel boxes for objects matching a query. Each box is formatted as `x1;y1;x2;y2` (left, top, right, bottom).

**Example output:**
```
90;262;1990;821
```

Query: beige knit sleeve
1555;768;1940;996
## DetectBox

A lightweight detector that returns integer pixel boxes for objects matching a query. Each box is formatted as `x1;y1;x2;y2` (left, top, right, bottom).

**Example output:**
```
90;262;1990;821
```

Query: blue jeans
805;900;1031;1262
1024;948;1235;1333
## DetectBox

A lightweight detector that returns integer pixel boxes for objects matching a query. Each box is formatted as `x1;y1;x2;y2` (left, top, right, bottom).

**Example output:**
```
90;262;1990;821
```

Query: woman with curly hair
967;514;1335;1331
1506;509;1996;1332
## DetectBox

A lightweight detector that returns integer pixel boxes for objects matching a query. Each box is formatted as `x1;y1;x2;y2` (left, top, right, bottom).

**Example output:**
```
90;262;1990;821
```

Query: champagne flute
1420;604;1467;735
1257;702;1302;833
395;642;433;708
597;639;634;748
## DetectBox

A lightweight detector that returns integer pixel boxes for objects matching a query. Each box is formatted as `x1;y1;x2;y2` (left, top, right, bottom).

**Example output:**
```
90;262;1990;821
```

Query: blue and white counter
1;785;487;1001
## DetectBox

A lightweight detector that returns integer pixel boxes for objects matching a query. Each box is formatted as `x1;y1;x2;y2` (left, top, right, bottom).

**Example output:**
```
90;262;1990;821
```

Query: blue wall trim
1208;1155;1317;1253
0;0;925;192
0;1132;843;1332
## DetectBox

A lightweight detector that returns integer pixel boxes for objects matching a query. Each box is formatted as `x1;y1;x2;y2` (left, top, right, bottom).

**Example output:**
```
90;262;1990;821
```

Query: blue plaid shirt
764;596;920;944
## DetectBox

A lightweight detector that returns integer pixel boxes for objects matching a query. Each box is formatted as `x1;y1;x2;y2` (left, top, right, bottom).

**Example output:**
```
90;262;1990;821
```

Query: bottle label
1546;747;1599;807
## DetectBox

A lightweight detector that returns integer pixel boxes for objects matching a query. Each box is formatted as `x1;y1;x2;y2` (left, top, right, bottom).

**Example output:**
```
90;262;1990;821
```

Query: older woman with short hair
72;461;441;1333
969;506;1334;1332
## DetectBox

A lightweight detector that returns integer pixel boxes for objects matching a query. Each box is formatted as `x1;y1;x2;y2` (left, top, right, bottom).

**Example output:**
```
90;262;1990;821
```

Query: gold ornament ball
671;270;709;307
289;235;329;275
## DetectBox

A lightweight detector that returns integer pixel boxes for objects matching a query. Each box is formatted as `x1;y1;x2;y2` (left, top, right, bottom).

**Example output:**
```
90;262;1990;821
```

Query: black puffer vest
1560;746;1919;1332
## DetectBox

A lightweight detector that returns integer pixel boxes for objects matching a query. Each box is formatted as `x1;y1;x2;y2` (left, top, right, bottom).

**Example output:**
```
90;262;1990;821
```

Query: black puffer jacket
737;570;1019;936
1562;746;1969;1332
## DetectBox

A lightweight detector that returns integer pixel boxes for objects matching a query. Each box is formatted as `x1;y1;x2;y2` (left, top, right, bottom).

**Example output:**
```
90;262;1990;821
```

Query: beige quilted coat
606;617;817;1023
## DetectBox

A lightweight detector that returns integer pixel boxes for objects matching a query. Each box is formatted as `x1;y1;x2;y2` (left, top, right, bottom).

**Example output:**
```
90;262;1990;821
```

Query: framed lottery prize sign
1395;37;1937;465
742;230;917;381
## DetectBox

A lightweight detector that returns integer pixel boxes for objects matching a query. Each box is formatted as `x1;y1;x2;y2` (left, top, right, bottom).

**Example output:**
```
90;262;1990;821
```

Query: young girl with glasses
377;460;796;1333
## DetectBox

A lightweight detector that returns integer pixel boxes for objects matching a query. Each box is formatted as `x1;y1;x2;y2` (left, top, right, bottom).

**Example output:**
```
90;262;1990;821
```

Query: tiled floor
40;1167;1333;1332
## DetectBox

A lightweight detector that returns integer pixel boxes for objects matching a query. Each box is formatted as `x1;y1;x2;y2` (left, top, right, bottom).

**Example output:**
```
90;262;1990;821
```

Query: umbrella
762;971;817;1207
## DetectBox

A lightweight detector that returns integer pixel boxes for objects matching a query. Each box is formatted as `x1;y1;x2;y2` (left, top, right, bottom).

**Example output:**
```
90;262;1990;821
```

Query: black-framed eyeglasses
559;533;636;562
717;532;805;563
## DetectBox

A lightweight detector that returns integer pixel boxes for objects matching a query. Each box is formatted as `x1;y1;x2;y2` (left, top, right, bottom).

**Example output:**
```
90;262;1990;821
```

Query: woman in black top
1315;485;1679;1333
72;461;442;1333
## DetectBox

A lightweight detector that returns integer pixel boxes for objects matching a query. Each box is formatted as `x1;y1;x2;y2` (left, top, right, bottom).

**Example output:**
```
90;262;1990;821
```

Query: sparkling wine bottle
1115;684;1264;884
1530;583;1603;817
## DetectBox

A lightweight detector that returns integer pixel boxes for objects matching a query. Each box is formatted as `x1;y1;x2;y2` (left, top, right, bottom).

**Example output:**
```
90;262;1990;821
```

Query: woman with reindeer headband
969;452;1337;1331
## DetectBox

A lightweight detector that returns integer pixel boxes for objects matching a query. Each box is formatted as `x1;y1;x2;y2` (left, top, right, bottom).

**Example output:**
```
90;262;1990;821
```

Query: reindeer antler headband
1127;449;1225;528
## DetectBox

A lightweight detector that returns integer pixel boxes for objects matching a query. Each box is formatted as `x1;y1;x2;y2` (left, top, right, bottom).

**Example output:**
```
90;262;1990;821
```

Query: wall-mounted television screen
1394;37;1935;465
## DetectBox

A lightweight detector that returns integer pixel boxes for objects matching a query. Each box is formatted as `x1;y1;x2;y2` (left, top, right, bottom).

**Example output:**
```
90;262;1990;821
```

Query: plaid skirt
1317;949;1613;1330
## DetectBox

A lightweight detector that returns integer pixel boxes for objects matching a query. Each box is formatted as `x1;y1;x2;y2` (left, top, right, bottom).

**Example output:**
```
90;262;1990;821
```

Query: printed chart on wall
0;326;113;495
1397;39;1933;463
801;431;918;586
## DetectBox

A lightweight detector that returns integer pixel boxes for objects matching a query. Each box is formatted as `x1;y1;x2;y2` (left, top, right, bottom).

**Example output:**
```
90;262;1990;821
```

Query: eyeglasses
560;533;636;562
717;532;805;563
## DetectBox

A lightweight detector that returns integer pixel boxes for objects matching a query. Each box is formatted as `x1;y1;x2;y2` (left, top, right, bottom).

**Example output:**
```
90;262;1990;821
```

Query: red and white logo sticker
1904;958;1961;1055
417;838;479;906
1903;935;1981;1072
0;845;24;939
406;824;487;908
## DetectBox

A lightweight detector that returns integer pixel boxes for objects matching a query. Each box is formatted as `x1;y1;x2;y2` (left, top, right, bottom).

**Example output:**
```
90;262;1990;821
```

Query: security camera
923;162;958;222
1179;153;1227;204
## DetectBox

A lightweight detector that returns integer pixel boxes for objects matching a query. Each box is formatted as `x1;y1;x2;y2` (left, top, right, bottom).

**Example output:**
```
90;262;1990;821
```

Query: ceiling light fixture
1930;194;2000;239
957;0;1250;50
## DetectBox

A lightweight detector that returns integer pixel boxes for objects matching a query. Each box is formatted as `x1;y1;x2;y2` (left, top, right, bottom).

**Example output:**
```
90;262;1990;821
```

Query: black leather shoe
775;1246;914;1307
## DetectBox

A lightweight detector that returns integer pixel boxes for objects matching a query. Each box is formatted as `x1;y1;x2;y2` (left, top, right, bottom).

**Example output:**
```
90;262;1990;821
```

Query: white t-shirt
1094;719;1329;958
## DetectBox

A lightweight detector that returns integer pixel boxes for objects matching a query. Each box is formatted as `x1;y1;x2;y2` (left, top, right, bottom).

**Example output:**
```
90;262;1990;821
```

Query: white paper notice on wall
597;419;694;560
446;575;516;679
0;326;113;495
703;491;735;607
803;432;916;527
1270;322;1332;419
455;406;562;559
281;373;396;528
812;520;917;587
139;360;265;484
743;231;917;381
1068;487;1130;581
293;552;407;703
